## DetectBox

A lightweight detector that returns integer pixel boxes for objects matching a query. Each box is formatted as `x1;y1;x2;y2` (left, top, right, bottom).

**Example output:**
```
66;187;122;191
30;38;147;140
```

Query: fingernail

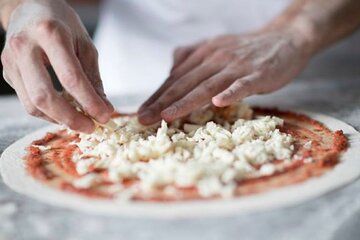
79;119;95;134
162;106;177;117
212;97;223;107
138;110;156;125
97;111;111;124
138;109;152;119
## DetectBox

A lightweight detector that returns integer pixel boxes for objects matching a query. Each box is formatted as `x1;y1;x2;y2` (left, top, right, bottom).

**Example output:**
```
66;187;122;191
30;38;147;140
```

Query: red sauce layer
24;108;348;201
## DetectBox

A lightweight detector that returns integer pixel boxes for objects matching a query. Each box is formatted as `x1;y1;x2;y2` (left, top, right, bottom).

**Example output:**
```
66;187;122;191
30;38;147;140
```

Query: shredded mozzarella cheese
72;103;294;198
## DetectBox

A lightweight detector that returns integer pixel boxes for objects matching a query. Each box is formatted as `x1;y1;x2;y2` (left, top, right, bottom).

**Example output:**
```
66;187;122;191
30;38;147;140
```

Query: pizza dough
1;107;360;218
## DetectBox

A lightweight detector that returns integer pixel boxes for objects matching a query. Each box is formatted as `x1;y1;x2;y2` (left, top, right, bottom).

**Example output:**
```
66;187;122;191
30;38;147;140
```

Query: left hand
138;26;313;125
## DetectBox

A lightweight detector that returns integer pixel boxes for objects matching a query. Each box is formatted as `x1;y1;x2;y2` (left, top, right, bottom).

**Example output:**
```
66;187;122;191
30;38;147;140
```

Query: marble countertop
0;73;360;240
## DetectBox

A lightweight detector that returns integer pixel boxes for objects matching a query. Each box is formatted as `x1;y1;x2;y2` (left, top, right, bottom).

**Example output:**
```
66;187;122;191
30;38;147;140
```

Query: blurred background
0;1;100;95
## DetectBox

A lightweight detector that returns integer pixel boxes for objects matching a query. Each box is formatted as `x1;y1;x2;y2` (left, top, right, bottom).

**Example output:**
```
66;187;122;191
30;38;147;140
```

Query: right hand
1;0;113;133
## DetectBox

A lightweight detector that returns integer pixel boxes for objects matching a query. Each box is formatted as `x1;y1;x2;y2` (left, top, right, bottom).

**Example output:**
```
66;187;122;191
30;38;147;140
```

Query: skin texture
0;0;359;130
138;0;360;125
0;0;113;133
138;29;312;124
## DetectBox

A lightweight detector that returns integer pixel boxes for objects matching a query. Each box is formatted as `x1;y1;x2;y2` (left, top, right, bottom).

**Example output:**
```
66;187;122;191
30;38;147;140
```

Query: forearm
0;0;82;30
265;0;360;56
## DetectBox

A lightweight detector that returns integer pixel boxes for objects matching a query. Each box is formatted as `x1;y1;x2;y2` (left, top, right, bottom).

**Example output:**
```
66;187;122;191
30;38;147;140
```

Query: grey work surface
0;71;360;240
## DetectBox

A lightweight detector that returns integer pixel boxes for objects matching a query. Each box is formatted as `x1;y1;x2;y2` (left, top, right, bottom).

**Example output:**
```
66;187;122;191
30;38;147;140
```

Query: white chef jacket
94;0;360;96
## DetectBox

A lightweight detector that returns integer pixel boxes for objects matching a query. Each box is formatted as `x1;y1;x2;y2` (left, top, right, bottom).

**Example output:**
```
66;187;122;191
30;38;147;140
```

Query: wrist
0;0;21;30
262;14;320;59
288;15;321;57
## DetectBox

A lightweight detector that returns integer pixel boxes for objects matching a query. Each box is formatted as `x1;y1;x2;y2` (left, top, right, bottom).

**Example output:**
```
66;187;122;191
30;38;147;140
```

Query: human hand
1;0;113;133
138;26;313;125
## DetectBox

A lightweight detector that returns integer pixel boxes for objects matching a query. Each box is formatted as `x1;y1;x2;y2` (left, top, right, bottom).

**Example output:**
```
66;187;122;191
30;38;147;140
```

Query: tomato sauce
24;108;348;201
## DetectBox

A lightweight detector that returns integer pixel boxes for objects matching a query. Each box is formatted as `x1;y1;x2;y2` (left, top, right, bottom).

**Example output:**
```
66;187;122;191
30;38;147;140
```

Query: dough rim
1;107;360;219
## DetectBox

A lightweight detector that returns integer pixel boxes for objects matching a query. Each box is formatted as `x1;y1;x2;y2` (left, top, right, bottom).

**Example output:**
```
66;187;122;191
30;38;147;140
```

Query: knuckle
36;19;61;35
60;70;81;89
198;43;214;55
8;34;27;52
211;50;232;62
1;51;11;67
25;106;42;117
37;19;71;41
30;90;52;108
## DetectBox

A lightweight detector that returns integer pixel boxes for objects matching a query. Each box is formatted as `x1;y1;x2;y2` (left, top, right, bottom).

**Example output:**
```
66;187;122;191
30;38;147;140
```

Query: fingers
138;43;205;113
172;46;193;70
138;36;267;125
38;21;112;124
171;43;201;71
15;83;57;124
170;38;236;78
137;77;174;113
160;70;239;122
77;40;114;112
1;48;16;88
17;46;95;132
2;70;13;88
212;73;259;107
2;47;52;122
138;60;225;125
170;43;214;80
3;55;57;124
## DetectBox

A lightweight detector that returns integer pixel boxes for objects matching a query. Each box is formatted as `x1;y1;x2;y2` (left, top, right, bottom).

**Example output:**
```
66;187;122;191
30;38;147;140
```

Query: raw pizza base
1;108;360;219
